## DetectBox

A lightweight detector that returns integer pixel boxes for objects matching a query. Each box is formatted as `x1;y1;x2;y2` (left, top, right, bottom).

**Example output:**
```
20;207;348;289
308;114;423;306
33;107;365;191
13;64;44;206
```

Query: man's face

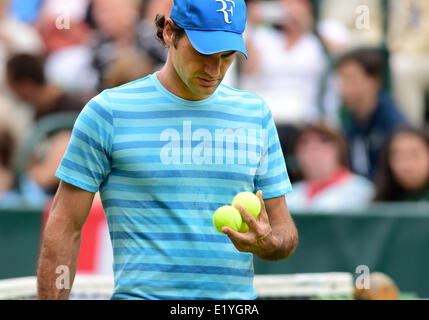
389;133;429;191
169;33;236;100
296;132;340;180
337;60;380;111
280;0;312;31
92;0;139;38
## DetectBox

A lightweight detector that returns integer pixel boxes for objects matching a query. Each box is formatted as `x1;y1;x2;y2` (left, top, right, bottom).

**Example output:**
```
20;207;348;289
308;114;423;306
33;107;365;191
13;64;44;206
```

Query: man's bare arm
223;190;298;261
260;193;298;260
36;180;95;299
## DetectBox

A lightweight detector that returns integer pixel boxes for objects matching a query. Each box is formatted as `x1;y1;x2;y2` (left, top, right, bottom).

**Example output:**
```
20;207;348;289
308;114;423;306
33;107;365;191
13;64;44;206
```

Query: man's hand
222;190;298;261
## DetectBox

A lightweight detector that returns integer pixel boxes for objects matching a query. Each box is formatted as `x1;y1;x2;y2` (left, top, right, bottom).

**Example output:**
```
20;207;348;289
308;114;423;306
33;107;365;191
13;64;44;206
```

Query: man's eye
222;52;235;58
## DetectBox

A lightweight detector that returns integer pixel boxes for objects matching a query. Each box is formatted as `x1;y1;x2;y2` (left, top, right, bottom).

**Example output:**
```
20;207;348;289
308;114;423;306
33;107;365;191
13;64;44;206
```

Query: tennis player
37;0;298;300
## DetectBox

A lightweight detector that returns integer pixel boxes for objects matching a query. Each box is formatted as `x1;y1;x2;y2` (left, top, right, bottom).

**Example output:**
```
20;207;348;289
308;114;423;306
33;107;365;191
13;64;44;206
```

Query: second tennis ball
232;192;262;233
212;205;243;234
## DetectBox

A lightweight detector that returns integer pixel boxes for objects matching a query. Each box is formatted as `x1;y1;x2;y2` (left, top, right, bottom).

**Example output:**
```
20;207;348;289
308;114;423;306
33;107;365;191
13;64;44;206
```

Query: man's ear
163;18;175;48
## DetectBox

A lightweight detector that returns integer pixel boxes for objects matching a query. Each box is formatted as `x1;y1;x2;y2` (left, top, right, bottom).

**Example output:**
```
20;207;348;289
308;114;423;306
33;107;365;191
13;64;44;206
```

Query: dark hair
0;127;15;169
6;53;45;85
295;123;349;167
374;126;429;201
154;14;185;49
335;47;385;80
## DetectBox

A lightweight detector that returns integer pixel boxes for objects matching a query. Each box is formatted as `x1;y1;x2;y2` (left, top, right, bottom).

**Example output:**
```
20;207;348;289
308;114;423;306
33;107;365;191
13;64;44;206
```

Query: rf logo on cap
216;0;235;24
169;0;247;58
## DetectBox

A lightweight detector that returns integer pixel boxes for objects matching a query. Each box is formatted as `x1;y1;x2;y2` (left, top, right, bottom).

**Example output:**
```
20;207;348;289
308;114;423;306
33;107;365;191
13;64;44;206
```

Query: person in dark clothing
336;48;408;179
5;53;85;121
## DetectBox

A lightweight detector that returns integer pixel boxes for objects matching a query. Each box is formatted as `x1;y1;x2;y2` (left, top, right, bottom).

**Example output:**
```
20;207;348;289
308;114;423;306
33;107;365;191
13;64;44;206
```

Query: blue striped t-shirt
56;72;292;300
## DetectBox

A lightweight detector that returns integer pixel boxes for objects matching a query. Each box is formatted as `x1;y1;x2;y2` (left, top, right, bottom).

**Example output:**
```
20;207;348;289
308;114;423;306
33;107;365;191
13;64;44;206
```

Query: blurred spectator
240;0;329;123
317;0;384;55
374;126;429;202
313;0;386;130
6;53;85;121
0;0;44;52
388;0;429;125
0;124;17;207
37;0;90;54
139;0;172;67
0;0;43;142
102;48;155;90
0;0;43;88
0;119;47;208
91;0;167;90
0;93;32;143
316;19;352;57
353;272;399;300
286;123;374;212
28;129;72;196
336;48;407;180
143;0;172;22
10;0;42;24
37;0;97;95
5;53;82;198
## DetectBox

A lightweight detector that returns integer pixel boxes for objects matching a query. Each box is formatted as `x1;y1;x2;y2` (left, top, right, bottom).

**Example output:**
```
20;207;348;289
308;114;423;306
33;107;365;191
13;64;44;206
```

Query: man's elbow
275;230;298;261
283;230;298;259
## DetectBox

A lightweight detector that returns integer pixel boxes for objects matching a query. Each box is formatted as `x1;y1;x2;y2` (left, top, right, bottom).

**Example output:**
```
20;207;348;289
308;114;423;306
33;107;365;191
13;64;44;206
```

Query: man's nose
203;56;222;78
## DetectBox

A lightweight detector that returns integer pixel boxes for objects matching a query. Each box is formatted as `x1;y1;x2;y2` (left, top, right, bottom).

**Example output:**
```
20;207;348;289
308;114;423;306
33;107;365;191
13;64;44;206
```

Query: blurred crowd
0;0;428;211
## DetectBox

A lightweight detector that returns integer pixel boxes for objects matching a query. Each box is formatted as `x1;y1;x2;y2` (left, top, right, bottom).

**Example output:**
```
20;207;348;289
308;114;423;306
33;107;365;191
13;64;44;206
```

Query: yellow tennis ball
232;192;262;233
212;205;243;234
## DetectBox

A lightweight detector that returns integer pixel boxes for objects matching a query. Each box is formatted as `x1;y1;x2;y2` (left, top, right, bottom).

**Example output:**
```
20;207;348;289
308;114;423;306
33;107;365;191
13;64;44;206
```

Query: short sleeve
254;100;293;199
55;90;114;192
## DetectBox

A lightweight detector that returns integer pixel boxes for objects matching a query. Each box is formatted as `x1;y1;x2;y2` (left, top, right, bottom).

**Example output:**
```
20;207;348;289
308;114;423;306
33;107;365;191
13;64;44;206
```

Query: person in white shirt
240;0;329;124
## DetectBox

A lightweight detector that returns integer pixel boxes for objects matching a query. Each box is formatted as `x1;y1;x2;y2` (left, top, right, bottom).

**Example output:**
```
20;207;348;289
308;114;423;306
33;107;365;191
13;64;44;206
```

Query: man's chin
192;84;218;98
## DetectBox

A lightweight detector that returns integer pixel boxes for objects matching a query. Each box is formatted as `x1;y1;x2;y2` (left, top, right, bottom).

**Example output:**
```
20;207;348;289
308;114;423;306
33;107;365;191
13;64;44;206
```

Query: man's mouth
197;77;218;86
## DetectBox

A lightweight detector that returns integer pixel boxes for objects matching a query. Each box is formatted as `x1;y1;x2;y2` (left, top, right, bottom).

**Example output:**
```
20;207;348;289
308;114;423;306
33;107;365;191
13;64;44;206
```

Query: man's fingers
222;226;245;240
221;191;275;255
222;226;251;251
256;190;265;212
234;203;258;230
256;190;269;223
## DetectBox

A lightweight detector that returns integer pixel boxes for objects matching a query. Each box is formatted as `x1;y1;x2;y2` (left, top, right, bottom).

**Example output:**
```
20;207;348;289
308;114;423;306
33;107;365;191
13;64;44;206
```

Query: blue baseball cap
170;0;248;58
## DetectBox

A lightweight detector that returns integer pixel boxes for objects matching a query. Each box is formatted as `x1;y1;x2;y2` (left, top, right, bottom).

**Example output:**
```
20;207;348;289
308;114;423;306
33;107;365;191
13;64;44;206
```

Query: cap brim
185;29;248;59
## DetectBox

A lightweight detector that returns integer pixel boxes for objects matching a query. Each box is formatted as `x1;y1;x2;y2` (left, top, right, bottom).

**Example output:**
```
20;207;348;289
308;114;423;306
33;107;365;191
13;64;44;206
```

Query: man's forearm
255;221;298;261
36;215;82;299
